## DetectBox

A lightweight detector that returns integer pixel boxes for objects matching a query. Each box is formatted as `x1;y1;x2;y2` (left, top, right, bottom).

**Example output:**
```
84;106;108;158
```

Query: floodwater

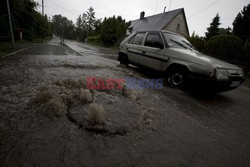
1;37;250;166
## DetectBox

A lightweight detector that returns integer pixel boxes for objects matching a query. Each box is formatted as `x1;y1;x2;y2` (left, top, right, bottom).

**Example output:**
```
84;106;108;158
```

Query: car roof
134;30;184;37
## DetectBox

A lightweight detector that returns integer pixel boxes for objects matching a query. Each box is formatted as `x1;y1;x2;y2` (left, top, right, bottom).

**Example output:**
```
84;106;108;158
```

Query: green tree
205;13;221;40
80;12;88;40
100;17;117;45
75;15;82;40
233;3;250;42
51;14;75;39
100;16;129;46
116;17;126;39
81;12;87;31
86;7;96;32
76;15;82;28
0;0;52;41
75;7;103;41
219;27;232;35
94;18;102;35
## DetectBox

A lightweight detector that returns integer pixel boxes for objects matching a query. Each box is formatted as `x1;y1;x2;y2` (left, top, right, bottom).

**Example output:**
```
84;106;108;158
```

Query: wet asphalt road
0;37;250;166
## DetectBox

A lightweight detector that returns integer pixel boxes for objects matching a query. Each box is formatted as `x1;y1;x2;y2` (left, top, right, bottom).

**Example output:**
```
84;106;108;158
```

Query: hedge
205;35;243;60
86;35;101;44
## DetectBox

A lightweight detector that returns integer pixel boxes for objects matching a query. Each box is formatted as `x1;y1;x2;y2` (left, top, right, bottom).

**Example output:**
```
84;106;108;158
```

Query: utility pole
59;23;64;45
42;0;44;16
42;0;44;42
6;0;15;49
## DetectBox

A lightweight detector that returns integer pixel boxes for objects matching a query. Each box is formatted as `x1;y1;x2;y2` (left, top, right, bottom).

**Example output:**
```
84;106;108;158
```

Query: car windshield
163;33;196;51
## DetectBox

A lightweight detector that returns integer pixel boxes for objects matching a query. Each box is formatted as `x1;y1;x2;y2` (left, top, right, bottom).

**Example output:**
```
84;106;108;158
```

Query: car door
138;32;166;71
126;32;146;64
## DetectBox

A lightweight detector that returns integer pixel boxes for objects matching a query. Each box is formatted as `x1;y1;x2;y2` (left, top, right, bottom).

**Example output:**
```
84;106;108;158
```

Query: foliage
188;32;205;52
100;16;129;46
205;35;243;60
51;7;128;46
51;14;76;40
233;3;250;42
0;0;52;41
70;7;100;41
243;39;250;67
219;27;232;35
86;7;96;32
86;35;101;44
205;13;221;40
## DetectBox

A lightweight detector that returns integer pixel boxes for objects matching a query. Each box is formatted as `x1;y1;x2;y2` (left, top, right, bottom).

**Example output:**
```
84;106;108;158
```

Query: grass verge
85;42;119;55
0;42;14;58
0;41;32;58
0;38;52;58
245;77;250;87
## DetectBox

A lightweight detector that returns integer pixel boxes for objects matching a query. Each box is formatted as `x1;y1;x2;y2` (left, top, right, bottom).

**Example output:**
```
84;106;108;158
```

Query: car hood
171;48;241;70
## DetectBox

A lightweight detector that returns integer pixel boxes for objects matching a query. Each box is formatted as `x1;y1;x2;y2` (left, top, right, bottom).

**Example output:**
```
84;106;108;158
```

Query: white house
129;8;190;37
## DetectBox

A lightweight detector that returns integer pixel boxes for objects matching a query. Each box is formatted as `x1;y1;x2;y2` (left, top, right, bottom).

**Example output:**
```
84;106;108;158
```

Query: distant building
129;8;190;37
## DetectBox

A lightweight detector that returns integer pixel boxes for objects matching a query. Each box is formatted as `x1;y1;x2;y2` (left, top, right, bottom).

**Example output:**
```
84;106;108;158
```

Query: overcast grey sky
34;0;249;36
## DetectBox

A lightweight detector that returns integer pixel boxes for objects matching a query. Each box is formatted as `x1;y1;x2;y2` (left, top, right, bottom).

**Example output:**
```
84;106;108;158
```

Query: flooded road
1;37;250;166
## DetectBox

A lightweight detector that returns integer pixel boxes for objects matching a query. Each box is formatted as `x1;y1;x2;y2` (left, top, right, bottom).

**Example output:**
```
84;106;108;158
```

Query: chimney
163;6;166;13
140;11;145;19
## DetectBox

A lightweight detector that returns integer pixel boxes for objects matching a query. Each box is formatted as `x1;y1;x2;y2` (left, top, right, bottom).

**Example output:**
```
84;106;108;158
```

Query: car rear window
145;34;163;48
129;33;145;45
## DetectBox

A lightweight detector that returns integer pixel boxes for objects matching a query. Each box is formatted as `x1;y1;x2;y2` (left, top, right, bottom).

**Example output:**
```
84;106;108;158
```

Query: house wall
163;11;189;37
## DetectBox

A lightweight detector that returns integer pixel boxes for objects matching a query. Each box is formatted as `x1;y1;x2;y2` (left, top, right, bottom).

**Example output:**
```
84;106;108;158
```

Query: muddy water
0;39;156;166
1;38;250;166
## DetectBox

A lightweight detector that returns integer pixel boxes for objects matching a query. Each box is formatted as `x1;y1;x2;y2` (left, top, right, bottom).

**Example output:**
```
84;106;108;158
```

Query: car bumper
186;75;245;93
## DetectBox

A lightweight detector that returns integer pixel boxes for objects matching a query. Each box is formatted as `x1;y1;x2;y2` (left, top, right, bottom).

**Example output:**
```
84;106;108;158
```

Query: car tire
120;55;129;66
167;68;187;89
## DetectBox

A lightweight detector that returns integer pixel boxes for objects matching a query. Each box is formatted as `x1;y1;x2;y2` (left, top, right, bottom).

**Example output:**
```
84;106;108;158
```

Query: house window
176;23;180;33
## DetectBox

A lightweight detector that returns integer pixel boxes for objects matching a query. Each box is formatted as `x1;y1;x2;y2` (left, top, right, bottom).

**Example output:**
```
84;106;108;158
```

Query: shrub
86;35;101;44
188;35;206;52
100;16;129;46
100;17;118;45
205;35;243;60
243;39;250;68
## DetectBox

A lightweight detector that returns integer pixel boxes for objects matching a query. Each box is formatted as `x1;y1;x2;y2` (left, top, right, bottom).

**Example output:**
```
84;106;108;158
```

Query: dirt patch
86;103;105;124
28;79;86;117
80;88;93;104
29;84;73;117
122;87;142;100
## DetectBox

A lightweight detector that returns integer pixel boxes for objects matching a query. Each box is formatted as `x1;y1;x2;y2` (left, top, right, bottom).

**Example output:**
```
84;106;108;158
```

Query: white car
118;30;244;92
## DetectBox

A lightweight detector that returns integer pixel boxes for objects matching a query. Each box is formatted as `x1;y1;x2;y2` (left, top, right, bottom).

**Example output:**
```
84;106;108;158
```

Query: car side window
129;33;145;45
144;33;163;49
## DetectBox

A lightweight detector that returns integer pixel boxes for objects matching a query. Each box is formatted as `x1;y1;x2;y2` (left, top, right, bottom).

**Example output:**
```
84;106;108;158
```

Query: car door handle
164;57;170;62
142;51;146;54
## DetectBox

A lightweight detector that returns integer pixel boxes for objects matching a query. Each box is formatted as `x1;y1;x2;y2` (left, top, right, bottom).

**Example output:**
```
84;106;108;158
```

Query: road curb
3;45;34;58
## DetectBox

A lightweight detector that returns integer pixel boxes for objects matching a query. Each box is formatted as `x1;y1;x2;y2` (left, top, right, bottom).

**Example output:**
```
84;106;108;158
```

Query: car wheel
167;69;187;89
120;55;129;66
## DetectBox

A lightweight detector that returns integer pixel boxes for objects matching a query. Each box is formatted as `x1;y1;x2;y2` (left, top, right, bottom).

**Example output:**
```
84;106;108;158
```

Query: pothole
69;92;143;135
29;78;144;136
